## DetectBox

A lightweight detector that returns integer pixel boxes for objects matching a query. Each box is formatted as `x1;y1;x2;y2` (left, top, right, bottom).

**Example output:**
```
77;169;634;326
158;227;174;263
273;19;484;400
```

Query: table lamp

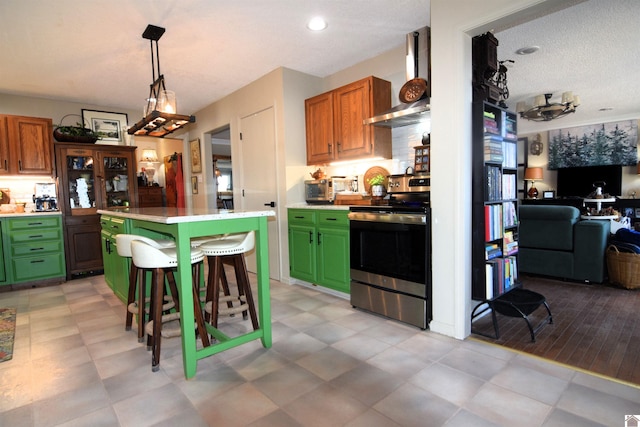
524;167;543;199
141;149;159;185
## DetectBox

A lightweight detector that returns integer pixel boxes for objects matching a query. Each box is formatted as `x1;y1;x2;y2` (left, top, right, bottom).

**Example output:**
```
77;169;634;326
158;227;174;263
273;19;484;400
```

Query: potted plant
367;173;386;197
53;114;102;143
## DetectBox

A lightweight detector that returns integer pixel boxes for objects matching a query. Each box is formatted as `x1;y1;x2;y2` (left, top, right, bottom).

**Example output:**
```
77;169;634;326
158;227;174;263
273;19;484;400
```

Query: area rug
0;308;17;362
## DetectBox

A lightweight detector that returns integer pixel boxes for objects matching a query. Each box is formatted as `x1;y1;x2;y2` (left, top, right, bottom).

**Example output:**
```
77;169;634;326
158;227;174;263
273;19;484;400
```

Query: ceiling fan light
533;95;546;107
561;91;573;104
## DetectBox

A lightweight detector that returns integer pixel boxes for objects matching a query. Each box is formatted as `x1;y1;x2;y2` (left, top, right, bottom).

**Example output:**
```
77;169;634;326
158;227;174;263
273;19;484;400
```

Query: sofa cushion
519;205;579;251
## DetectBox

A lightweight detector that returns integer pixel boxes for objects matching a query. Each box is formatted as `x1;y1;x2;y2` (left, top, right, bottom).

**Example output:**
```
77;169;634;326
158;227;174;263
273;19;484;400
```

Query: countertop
97;207;275;223
287;203;350;210
0;211;62;218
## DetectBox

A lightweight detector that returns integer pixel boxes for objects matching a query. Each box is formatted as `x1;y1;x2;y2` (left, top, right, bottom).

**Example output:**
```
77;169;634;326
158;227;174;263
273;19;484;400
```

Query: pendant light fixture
128;24;195;138
516;92;580;122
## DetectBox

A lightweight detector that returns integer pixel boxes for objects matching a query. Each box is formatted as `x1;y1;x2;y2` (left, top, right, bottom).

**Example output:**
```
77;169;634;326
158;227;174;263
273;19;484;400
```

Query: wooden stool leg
138;267;147;343
151;268;164;372
235;254;259;331
210;257;223;329
191;263;210;347
125;263;138;331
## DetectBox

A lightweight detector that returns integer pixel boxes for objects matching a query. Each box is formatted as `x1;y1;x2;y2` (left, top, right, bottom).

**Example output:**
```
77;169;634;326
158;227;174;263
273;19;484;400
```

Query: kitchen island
97;206;275;378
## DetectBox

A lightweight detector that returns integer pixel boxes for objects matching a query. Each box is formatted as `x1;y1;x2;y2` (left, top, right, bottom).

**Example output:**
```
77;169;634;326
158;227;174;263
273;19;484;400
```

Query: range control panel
388;174;430;194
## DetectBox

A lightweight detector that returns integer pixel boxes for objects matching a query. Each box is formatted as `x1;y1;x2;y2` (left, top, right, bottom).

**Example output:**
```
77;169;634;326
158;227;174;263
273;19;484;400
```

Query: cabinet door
6;115;53;175
305;92;335;165
333;78;372;159
288;224;316;282
0;222;6;283
0;117;10;174
317;226;350;293
64;216;103;278
100;150;135;208
61;147;98;215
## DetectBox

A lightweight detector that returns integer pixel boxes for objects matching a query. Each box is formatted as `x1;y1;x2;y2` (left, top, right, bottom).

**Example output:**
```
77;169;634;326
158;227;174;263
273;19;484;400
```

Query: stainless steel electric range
348;173;431;329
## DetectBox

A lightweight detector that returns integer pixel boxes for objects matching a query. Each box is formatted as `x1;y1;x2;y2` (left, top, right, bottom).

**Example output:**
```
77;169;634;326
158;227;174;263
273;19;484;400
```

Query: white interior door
239;107;280;280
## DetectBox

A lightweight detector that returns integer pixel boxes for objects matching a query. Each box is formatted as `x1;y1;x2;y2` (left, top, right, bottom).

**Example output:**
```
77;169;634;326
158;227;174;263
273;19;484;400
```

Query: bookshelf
471;101;520;303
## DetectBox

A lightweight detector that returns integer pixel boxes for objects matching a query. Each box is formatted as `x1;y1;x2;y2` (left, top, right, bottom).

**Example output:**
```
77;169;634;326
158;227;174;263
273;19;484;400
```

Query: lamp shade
141;149;158;163
524;167;543;181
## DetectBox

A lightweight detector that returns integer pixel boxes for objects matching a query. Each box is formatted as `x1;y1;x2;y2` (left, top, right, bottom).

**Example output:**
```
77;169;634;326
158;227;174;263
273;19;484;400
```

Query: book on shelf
485;166;503;201
484;204;503;241
485;243;503;260
503;201;518;227
502;140;517;168
485;255;518;298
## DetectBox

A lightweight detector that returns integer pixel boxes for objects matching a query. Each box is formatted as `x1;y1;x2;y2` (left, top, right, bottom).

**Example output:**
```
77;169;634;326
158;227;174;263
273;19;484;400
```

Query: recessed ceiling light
307;17;327;31
515;46;540;55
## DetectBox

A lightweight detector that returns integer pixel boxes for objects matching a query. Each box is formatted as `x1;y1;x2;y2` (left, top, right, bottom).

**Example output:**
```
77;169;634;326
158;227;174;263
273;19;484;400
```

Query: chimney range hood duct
364;26;431;128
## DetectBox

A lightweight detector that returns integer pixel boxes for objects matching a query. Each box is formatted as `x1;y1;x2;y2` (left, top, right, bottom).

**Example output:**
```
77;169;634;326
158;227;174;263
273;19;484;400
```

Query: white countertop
97;207;275;224
0;211;62;218
287;203;350;210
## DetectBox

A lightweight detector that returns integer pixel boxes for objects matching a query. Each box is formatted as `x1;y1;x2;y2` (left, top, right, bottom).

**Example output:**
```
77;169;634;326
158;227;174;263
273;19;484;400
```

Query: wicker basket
606;245;640;289
53;114;99;144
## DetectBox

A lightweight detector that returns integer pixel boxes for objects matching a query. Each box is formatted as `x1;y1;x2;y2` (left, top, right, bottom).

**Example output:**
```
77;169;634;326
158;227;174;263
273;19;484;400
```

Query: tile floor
0;274;639;427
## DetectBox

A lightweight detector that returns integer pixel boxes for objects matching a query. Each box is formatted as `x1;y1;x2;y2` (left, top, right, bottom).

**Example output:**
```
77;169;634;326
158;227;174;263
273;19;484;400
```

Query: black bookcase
471;101;520;302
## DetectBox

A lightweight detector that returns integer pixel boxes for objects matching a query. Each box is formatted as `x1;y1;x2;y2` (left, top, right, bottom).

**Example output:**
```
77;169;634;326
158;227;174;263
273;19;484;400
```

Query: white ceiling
495;0;640;134
0;0;430;115
0;0;637;136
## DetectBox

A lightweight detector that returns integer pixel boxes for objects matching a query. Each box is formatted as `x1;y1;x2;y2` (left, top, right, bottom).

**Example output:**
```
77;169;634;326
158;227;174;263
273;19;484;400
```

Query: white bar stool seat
198;231;259;331
131;240;210;372
116;234;176;342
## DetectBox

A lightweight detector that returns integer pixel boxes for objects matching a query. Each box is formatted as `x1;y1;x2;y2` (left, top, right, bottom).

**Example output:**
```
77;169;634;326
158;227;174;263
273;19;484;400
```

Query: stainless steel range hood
365;26;431;128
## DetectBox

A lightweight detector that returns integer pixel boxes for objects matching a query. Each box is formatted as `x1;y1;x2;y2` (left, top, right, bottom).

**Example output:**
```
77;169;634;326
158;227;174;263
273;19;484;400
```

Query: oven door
349;211;430;289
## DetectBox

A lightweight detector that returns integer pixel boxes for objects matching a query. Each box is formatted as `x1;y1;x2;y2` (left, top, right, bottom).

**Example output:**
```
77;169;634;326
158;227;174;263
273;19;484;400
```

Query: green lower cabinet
288;208;350;293
100;215;130;303
4;215;66;284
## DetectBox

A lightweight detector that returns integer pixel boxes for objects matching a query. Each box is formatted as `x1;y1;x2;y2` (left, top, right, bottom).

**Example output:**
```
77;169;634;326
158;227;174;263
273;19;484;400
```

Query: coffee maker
33;183;58;211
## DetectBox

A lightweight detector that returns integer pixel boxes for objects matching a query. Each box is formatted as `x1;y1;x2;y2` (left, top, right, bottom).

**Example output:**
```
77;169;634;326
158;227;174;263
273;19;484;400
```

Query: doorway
211;126;232;208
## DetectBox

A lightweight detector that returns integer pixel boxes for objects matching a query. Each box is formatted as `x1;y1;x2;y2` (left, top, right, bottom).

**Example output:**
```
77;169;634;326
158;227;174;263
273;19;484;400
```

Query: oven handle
348;212;426;224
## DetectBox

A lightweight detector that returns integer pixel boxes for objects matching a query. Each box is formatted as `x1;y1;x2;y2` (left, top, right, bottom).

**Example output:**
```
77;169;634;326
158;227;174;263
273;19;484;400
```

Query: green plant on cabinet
288;209;350;293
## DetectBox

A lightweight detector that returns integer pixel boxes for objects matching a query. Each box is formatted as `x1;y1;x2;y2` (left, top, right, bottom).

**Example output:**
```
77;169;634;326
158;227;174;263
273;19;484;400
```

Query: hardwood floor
472;274;640;385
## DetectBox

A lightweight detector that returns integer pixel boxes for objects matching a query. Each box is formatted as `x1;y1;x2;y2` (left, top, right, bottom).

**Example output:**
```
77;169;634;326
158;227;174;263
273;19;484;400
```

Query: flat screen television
556;165;623;198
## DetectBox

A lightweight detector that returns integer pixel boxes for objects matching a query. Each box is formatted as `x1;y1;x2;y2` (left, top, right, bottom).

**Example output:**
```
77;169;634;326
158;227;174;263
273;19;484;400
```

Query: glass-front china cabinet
54;143;138;278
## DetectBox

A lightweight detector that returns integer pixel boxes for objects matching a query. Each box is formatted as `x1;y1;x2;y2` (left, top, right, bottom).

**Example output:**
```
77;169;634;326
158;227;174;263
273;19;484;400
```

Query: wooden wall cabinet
0;114;54;175
305;76;391;165
54;142;138;278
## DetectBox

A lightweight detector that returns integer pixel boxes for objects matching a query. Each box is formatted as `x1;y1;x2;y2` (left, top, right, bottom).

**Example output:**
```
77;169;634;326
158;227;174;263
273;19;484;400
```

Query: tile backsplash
0;176;57;209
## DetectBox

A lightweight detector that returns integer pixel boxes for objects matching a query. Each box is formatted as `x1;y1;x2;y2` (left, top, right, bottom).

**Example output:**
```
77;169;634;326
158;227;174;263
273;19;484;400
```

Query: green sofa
518;205;610;283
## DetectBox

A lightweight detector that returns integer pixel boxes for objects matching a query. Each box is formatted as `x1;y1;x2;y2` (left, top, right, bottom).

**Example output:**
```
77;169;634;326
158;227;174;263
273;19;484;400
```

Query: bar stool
116;234;176;342
130;240;211;372
199;231;259;331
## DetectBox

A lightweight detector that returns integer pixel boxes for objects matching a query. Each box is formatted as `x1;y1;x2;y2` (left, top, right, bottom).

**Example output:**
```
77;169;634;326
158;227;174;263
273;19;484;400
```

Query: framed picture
635;208;640;218
543;190;556;199
191;176;198;194
82;109;128;145
190;138;202;173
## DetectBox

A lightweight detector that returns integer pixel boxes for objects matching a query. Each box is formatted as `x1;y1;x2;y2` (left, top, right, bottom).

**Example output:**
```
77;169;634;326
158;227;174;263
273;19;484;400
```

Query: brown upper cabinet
0;115;54;175
305;76;392;165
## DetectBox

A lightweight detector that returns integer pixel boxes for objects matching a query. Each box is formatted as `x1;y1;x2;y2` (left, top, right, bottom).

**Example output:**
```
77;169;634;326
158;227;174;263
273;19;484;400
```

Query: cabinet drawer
10;228;62;244
100;216;126;233
8;216;61;231
317;210;349;227
11;240;63;257
11;253;65;281
288;209;316;225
